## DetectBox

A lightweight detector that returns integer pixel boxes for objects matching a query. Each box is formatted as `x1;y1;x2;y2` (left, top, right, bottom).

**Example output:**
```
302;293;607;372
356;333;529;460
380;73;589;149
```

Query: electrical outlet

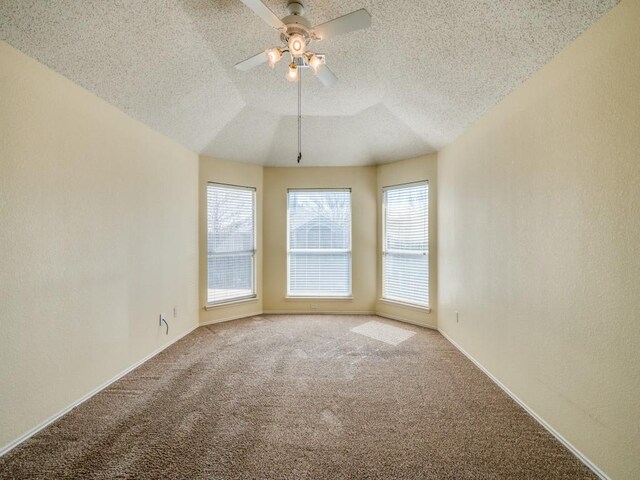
310;303;319;311
455;311;459;323
173;306;178;318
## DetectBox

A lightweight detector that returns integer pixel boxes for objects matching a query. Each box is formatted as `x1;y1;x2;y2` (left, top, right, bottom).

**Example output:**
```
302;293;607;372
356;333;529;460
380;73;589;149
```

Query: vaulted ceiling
0;0;618;166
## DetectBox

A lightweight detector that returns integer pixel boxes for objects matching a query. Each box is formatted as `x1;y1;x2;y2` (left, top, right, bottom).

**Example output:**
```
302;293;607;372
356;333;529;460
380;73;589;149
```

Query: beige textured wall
199;156;263;324
262;167;378;313
437;1;640;478
376;155;438;328
0;41;199;451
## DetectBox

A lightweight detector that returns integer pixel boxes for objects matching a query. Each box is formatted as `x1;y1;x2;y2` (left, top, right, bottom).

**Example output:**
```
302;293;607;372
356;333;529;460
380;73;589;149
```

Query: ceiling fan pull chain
297;68;302;163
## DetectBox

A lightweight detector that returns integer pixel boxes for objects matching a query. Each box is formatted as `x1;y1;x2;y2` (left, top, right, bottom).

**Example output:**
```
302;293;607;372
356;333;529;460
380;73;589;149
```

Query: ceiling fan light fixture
265;47;283;68
287;33;306;57
287;62;299;82
306;53;323;74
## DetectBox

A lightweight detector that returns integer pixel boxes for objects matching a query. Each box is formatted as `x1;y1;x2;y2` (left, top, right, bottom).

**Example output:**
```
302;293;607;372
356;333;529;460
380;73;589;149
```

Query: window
207;183;256;304
288;189;352;297
383;182;429;307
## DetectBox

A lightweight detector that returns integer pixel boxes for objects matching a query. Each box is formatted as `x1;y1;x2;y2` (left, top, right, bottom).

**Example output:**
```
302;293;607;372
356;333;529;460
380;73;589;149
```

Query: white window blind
383;182;429;307
288;189;352;297
207;183;256;304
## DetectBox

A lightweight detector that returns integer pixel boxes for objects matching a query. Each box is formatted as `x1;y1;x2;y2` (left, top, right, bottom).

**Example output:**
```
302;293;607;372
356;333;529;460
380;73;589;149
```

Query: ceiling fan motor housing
280;20;311;44
281;0;311;45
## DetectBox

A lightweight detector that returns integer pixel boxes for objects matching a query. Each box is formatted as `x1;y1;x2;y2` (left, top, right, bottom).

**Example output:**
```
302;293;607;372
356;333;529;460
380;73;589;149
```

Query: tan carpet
0;315;595;479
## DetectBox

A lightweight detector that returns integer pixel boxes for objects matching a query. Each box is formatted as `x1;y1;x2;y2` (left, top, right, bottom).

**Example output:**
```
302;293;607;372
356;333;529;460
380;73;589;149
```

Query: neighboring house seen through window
383;182;429;307
207;183;256;305
288;189;352;297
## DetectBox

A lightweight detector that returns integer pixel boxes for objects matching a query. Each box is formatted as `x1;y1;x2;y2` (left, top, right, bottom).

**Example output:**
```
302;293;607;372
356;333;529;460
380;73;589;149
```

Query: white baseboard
437;329;608;480
199;310;264;326
375;312;438;330
0;324;199;458
262;310;376;316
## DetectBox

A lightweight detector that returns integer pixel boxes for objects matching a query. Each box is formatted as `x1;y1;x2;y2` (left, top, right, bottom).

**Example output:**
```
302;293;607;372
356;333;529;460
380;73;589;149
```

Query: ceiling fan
234;0;372;87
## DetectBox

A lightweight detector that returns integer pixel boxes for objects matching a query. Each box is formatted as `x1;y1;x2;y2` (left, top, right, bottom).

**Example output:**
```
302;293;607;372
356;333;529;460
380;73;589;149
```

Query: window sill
285;296;354;301
204;296;257;310
378;298;431;313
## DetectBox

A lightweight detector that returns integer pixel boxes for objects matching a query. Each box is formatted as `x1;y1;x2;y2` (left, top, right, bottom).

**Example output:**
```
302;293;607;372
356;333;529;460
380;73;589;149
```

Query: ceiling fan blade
235;51;268;71
316;64;338;87
311;9;371;41
239;0;286;31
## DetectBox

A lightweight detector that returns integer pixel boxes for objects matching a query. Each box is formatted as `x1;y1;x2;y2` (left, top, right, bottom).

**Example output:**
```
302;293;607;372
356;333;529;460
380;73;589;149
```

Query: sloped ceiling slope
0;0;619;166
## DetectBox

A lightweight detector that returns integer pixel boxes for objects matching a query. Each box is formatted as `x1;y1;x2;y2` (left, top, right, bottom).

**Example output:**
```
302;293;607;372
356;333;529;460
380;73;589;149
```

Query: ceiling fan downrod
287;0;304;16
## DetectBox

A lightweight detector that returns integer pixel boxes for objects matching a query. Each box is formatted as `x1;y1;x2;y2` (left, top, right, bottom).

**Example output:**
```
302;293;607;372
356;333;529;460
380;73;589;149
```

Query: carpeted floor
0;315;595;479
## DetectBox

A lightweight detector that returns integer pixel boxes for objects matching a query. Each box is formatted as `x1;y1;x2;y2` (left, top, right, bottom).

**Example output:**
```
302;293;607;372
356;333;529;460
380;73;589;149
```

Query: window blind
288;189;351;297
207;183;256;304
383;182;429;307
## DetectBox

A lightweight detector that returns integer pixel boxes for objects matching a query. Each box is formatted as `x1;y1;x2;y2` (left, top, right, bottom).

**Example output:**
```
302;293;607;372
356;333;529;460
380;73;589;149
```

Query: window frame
286;188;353;298
206;182;257;306
382;180;429;308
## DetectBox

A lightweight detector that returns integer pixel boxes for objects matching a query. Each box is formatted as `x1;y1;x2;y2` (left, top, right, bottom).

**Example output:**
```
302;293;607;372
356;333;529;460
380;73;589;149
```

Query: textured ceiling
0;0;619;166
